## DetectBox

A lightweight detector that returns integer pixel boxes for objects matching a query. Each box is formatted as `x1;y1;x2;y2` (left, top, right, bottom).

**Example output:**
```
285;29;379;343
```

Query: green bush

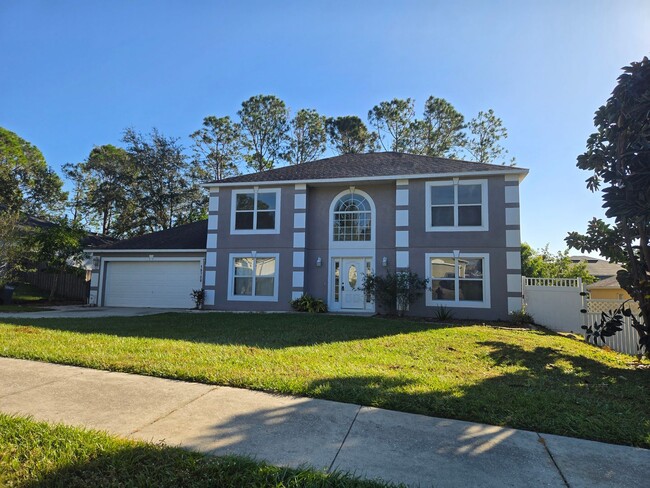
362;269;428;317
509;308;535;325
290;294;328;313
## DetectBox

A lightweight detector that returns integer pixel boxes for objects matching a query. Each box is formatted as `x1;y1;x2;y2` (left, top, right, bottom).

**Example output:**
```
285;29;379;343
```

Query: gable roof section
587;275;623;290
208;152;527;186
569;255;623;278
92;220;207;251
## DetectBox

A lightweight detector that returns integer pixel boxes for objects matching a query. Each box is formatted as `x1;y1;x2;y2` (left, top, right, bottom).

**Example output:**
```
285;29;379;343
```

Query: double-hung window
228;253;279;301
425;180;488;231
425;253;490;308
231;189;280;234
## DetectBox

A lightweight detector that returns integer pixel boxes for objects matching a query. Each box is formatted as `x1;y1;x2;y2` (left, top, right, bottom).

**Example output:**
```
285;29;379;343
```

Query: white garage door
104;261;202;308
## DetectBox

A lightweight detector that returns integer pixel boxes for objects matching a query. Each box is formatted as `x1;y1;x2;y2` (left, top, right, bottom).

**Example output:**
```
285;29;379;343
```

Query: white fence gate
584;299;642;356
522;277;585;333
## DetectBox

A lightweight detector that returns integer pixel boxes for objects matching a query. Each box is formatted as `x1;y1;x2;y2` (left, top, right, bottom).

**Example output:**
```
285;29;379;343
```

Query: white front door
340;258;366;309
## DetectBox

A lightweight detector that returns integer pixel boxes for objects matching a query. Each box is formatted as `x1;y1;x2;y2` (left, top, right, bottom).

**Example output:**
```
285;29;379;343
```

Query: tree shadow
0;312;475;348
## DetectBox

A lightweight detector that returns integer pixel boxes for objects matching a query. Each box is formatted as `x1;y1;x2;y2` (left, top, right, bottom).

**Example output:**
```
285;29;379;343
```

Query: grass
0;305;53;313
0;414;393;487
0;313;649;447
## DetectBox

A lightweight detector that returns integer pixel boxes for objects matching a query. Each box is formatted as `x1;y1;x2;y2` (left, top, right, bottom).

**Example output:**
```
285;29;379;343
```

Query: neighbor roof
208;152;527;185
92;220;207;251
587;276;622;290
569;256;623;278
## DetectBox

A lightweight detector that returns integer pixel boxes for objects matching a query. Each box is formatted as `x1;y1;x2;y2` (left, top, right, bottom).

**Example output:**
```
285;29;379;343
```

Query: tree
411;96;466;157
565;56;650;355
368;98;416;152
284;109;327;165
30;217;86;301
326;116;379;154
465;109;513;164
520;243;596;283
0;127;67;216
190;115;241;180
121;128;199;235
238;95;289;172
0;209;33;287
62;145;136;236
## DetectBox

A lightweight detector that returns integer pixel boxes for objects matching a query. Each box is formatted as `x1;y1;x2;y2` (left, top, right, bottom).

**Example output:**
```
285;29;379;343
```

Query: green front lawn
0;313;648;447
0;414;392;487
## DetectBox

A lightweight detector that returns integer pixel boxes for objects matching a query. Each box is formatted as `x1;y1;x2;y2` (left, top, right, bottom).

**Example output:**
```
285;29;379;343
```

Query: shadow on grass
0;312;475;348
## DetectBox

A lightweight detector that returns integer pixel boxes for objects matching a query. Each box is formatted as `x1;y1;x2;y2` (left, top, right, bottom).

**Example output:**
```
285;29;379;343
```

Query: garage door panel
104;261;202;308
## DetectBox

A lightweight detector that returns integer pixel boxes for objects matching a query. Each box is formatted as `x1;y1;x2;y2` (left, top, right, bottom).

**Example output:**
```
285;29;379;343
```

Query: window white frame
425;253;491;308
425;179;488;232
328;188;376;250
230;188;281;235
227;252;280;302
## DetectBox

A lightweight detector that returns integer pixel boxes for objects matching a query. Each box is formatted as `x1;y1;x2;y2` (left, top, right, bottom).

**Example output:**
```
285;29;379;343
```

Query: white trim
396;209;409;227
205;289;216;306
294;193;306;209
507;274;522;293
504;186;519;204
205;270;216;285
90;273;98;287
97;256;204;307
292;291;303;300
230;188;281;235
506;251;521;270
328;188;376;251
293;232;306;248
206;251;217;268
505;229;520;248
294;183;307;191
396;250;409;268
505;207;520;226
86;249;206;253
425;179;489;232
293;212;306;229
226;252;280;302
209;195;219;212
206;234;217;249
292;271;304;288
395;230;409;248
328;256;375;313
396;179;409;186
292;251;305;268
208;214;218;230
202;169;529;188
396;188;409;206
425;252;491;309
504;174;521;182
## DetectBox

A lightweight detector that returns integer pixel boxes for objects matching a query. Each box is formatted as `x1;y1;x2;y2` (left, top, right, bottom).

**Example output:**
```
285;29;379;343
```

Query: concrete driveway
0;357;647;487
0;306;187;319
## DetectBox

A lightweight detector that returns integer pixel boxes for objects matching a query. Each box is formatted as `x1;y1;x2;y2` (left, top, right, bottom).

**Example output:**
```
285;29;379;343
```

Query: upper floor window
332;192;372;242
425;179;488;232
231;188;281;234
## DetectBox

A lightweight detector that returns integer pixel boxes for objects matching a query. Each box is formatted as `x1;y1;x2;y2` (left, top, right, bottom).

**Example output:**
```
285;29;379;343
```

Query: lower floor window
426;253;490;308
229;254;278;301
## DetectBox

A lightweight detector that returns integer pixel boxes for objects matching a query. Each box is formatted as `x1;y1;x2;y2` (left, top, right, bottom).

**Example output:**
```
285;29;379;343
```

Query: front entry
331;257;373;311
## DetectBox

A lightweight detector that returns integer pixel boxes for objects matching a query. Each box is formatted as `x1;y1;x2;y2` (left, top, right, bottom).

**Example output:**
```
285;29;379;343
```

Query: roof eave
202;167;530;188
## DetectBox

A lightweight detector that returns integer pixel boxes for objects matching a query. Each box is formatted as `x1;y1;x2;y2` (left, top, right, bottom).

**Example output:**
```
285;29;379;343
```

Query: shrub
290;294;328;313
432;305;454;321
190;288;205;309
362;269;428;317
509;308;535;325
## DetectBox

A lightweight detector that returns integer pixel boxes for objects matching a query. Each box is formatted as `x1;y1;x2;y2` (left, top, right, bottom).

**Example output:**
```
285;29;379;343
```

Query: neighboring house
587;276;631;300
87;152;528;319
569;255;623;280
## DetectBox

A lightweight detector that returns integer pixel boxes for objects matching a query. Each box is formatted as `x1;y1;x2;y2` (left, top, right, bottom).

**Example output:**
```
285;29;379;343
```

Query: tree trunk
49;272;59;302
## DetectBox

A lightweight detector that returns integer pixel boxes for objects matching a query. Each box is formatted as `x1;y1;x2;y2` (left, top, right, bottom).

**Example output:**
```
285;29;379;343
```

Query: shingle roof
587;275;622;290
569;256;623;279
212;152;526;184
93;220;207;251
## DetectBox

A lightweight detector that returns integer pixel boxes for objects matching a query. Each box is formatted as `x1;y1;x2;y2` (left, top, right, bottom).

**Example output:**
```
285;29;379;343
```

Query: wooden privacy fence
20;270;91;301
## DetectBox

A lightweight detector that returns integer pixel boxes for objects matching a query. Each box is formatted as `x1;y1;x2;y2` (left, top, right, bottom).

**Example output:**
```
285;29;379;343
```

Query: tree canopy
326;116;379;154
565;56;650;355
520;243;596;283
0;127;67;216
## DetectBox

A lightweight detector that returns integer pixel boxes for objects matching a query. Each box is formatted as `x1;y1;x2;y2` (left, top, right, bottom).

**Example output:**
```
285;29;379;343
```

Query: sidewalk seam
128;386;219;436
537;433;570;487
328;405;362;473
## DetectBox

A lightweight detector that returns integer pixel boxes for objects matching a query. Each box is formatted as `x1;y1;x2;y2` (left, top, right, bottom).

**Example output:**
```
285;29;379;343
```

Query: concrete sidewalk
0;306;186;319
0;358;646;487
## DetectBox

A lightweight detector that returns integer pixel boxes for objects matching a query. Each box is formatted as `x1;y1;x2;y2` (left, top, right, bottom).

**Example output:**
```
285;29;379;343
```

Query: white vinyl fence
584;299;642;356
522;277;644;356
522;277;585;333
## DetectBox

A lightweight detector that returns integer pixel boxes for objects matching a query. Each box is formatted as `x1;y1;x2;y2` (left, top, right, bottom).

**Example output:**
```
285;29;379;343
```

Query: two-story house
88;152;528;319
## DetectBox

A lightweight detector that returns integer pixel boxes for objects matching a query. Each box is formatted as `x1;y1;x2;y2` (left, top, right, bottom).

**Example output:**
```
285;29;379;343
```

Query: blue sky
1;1;648;254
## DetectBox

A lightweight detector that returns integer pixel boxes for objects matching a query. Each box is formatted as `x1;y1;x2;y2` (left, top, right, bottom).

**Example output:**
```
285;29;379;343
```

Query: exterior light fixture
316;257;322;267
382;257;388;267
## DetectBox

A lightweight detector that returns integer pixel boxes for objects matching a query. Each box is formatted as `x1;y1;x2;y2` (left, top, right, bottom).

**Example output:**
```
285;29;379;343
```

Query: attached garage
103;260;203;308
87;220;209;309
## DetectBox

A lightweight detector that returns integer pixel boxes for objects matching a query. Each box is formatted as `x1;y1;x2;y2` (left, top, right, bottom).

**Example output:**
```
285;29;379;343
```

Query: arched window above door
331;191;374;242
